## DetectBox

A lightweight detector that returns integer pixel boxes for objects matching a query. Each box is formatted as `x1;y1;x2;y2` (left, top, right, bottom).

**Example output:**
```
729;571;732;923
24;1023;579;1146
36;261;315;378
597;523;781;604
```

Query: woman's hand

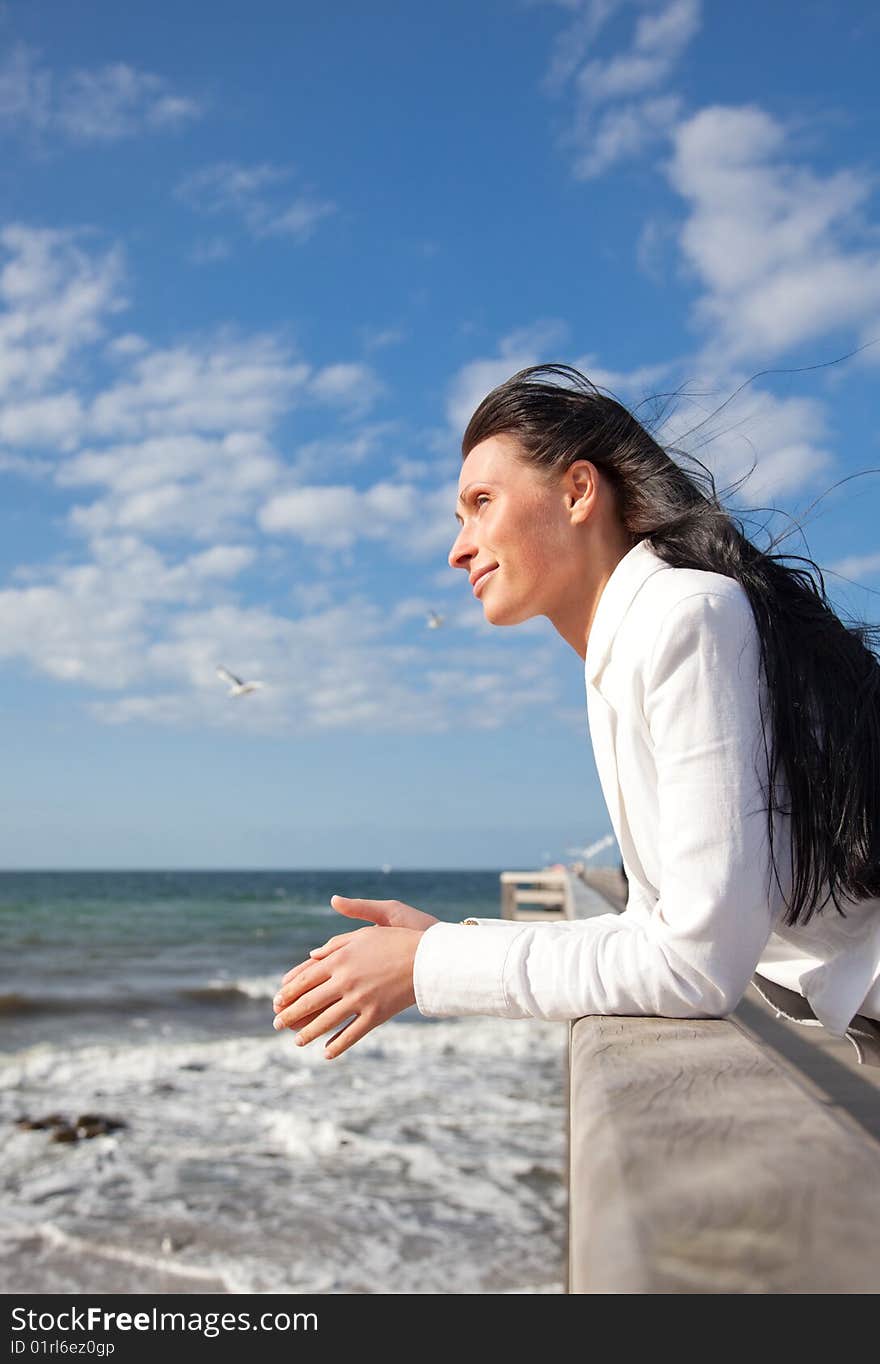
273;925;424;1059
272;895;440;1059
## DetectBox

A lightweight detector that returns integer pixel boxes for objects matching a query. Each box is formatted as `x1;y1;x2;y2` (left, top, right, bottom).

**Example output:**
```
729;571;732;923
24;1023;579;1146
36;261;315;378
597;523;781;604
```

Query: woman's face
449;434;583;627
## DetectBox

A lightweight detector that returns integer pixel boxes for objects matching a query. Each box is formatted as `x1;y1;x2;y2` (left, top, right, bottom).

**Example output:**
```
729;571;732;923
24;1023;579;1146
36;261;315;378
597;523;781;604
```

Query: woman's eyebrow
454;481;485;524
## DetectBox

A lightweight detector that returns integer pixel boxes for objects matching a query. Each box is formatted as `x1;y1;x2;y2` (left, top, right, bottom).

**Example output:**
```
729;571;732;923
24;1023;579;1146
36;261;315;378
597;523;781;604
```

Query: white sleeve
412;591;779;1021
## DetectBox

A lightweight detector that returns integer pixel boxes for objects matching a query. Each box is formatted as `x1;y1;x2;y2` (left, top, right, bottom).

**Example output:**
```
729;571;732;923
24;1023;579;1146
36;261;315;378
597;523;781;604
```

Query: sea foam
1;1015;568;1294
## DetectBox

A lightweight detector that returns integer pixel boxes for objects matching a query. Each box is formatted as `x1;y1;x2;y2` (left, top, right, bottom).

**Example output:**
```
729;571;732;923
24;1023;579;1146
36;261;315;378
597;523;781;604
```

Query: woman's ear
565;460;595;510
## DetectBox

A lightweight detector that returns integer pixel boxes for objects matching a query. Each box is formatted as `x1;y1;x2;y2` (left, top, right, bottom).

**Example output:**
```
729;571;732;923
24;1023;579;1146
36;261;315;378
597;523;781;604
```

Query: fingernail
273;994;282;1006
273;1017;284;1031
295;1035;305;1046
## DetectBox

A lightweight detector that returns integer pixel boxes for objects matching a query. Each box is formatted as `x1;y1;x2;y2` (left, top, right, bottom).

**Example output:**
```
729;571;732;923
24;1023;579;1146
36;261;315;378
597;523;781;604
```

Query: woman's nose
448;527;474;571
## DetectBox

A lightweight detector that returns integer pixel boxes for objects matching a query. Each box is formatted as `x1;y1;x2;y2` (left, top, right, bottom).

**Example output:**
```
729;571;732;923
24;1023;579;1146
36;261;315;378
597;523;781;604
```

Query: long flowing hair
462;363;880;927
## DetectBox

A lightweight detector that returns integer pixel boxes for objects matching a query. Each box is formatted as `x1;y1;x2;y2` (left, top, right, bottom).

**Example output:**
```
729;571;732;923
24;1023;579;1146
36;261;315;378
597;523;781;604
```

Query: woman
272;364;880;1062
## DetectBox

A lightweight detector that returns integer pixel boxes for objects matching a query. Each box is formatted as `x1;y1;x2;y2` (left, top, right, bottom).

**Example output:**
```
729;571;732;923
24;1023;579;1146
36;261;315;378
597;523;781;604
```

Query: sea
0;870;569;1295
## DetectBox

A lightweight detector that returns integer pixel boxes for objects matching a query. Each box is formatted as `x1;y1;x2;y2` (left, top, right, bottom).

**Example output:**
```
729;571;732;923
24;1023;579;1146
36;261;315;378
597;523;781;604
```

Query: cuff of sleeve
413;920;527;1018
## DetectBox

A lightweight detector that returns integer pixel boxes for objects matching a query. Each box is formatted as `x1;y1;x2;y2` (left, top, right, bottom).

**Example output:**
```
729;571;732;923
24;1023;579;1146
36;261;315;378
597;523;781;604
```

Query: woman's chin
483;596;532;627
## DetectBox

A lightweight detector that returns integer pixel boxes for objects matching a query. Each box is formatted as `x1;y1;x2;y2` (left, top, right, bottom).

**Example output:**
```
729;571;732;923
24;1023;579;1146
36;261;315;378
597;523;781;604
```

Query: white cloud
81;334;383;445
81;597;560;736
576;0;698;103
827;550;880;583
0;578;145;687
549;0;701;178
63;432;282;541
106;332;149;359
186;545;256;581
58;432;275;495
0;536;255;689
635;215;678;282
0;226;562;738
57;332;386;539
58;63;202;141
361;325;408;353
177;161;336;243
633;0;701;64
0;224;126;400
308;362;386;414
0;39;51;129
0;449;53;478
289;422;400;479
0;390;83;449
0;230;389;547
656;379;834;503
540;0;628;96
87;334;311;440
0;42;203;143
668;104;880;364
259;485;364;549
259;477;458;557
570;93;682;179
446;320;570;434
570;353;677;401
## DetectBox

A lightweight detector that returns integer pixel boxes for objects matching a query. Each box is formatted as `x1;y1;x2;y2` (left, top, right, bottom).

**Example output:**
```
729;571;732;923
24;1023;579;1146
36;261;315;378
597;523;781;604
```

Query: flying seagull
216;665;264;697
426;610;445;629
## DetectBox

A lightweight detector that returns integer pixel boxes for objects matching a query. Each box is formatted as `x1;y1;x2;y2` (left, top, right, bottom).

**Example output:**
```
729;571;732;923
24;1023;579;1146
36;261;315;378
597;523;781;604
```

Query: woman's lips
473;567;498;598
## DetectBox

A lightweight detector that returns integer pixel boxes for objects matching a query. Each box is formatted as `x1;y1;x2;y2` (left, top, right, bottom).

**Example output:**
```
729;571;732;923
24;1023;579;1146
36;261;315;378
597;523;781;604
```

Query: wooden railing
499;865;626;922
567;1007;880;1292
499;864;880;1292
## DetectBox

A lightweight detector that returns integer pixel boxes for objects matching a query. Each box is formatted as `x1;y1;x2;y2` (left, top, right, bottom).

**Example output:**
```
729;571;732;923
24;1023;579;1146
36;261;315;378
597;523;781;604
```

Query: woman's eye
475;495;490;510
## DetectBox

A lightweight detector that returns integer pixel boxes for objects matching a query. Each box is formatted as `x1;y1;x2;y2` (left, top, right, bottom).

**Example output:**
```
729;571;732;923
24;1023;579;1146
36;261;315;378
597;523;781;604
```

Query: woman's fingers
279;934;353;987
275;959;331;1010
323;1012;376;1060
287;1007;322;1032
307;930;360;960
280;958;314;987
294;999;361;1050
274;979;342;1031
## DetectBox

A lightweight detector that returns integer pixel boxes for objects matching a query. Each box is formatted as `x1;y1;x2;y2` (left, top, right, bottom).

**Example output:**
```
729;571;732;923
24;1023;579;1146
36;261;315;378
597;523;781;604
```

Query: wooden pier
499;864;626;921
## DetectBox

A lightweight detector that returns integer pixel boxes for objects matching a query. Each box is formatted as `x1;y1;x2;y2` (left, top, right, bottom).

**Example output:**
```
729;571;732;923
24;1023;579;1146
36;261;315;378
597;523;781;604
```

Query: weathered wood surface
568;1011;880;1293
735;985;880;1145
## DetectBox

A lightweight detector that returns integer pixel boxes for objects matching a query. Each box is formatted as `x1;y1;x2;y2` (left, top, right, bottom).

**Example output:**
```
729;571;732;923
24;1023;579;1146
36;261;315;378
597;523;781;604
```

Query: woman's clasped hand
272;895;440;1059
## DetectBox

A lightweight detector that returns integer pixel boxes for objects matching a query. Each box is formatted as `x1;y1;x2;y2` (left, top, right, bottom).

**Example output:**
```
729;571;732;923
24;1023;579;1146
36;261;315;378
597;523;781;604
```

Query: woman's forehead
460;434;524;487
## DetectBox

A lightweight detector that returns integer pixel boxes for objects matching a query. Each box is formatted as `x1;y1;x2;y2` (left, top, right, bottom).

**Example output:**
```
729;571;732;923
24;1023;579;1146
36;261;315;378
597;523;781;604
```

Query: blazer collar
584;537;669;685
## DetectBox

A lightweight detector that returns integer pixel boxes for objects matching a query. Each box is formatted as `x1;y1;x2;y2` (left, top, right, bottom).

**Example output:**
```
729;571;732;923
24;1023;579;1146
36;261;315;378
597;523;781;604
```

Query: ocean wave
0;982;276;1018
0;993;40;1016
0;992;125;1018
199;975;279;1001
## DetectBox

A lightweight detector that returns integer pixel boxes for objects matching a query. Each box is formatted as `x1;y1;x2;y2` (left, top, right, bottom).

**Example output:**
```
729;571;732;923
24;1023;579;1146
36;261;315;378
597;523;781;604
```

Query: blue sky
1;0;878;870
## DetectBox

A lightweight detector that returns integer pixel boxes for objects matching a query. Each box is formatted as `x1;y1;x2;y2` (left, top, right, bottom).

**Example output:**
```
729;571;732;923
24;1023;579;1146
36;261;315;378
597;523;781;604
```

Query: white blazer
413;538;880;1041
